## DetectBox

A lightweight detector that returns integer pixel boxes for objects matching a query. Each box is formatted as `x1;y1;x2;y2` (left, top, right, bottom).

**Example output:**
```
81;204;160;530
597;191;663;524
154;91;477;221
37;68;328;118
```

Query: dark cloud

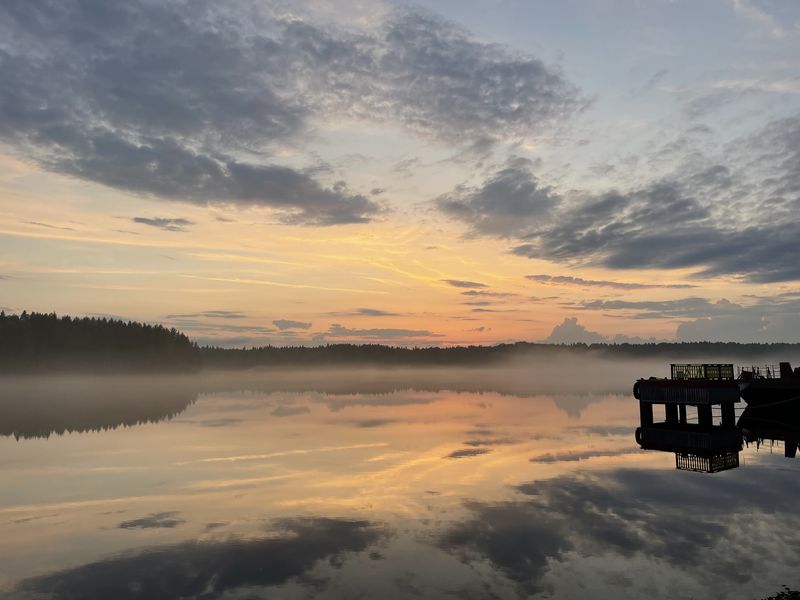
354;308;400;317
271;405;311;417
508;178;800;283
118;511;184;530
0;2;579;225
571;426;638;437
445;448;492;459
463;437;517;447
0;1;384;226
132;217;193;232
529;448;636;463
273;319;312;330
442;279;488;289
526;274;695;290
378;10;582;144
436;157;558;237
439;501;568;592
14;517;382;600
22;221;75;231
433;112;800;283
574;297;742;319
352;418;397;428
440;468;800;593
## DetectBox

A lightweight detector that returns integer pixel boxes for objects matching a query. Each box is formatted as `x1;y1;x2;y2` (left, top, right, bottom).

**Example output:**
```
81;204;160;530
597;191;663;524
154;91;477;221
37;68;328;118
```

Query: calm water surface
1;366;798;599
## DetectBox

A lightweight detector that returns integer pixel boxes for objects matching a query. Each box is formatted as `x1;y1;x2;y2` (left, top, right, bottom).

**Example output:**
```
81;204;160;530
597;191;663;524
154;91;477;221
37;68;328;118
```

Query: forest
2;311;800;373
0;311;200;372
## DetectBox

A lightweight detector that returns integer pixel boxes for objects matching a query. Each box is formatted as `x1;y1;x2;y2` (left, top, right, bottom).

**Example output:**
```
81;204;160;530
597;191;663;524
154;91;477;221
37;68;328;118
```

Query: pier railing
737;365;781;379
670;364;734;380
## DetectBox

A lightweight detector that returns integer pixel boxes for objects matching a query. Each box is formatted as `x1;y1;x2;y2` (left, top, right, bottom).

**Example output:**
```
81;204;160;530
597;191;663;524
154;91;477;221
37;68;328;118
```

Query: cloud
22;221;75;231
118;511;184;530
272;319;312;330
0;2;580;225
352;418;397;428
463;437;517;447
14;517;382;600
271;405;311;417
432;112;800;283
353;308;400;317
543;317;606;344
439;501;568;592
376;10;583;145
574;297;742;319
132;217;193;232
529;448;637;463
442;279;488;289
165;311;247;319
316;323;443;342
461;290;518;298
526;274;695;290
436;157;558;237
445;448;492;459
676;310;800;342
440;468;800;594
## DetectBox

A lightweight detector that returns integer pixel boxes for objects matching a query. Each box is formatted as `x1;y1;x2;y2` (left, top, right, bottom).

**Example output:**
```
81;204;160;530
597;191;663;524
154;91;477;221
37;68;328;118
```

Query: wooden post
698;404;713;428
665;403;679;425
639;401;653;427
721;402;735;428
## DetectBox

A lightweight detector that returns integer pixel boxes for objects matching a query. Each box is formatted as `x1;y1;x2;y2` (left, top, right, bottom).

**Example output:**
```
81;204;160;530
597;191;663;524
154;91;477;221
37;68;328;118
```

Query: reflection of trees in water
0;377;199;440
198;368;629;400
0;370;626;441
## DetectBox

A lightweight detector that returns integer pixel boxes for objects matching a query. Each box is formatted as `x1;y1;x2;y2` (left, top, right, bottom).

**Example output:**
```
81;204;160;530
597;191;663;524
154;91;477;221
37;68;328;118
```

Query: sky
1;0;800;346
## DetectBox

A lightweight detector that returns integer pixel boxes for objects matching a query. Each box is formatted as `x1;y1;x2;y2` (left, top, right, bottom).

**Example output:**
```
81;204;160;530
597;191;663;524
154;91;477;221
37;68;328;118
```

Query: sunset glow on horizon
2;0;800;347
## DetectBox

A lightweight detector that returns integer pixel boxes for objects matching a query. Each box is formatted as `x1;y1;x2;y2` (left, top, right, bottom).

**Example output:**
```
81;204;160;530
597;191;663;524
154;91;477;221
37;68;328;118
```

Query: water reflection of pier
634;364;800;472
634;364;741;473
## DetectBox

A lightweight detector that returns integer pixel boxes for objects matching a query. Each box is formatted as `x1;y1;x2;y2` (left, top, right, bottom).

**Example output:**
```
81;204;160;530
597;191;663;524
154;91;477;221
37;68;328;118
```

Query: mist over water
1;359;799;599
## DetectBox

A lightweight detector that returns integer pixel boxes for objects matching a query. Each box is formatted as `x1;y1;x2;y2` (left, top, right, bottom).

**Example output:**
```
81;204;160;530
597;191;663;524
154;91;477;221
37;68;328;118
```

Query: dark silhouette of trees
0;311;199;373
201;340;800;369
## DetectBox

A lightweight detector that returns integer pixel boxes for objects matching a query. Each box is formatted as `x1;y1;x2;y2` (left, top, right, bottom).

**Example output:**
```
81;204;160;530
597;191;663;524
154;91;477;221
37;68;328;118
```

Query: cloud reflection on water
12;518;383;600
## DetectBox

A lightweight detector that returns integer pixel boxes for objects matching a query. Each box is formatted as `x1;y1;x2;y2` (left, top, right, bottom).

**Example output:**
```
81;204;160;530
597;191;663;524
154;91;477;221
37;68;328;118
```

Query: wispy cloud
165;310;246;319
442;279;489;289
272;319;312;330
526;274;695;290
133;217;194;232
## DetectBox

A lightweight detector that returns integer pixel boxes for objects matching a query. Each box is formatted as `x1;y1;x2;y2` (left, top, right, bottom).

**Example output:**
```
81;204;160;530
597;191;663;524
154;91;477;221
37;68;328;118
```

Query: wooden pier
635;363;742;473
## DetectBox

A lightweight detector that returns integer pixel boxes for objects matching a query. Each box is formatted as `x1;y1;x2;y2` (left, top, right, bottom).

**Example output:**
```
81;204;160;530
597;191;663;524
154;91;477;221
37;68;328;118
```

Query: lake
1;364;798;599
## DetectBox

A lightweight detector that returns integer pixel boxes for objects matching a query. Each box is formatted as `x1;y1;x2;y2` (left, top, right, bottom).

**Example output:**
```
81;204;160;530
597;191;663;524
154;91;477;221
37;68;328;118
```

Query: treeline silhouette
2;311;800;373
0;311;199;372
202;340;800;368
